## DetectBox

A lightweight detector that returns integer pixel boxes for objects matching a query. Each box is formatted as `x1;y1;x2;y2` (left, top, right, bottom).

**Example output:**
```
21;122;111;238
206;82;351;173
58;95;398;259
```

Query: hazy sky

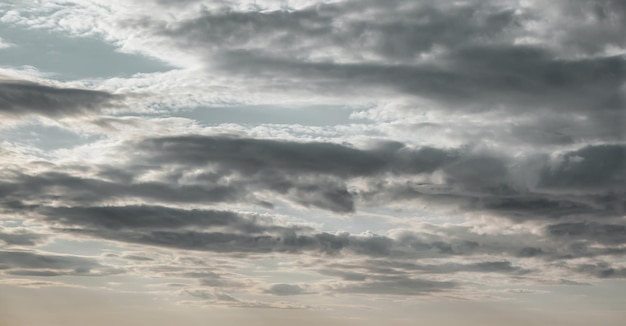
0;0;625;325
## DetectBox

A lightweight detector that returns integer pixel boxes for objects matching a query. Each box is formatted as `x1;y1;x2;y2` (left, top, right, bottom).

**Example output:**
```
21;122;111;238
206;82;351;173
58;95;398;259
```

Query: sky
0;0;625;325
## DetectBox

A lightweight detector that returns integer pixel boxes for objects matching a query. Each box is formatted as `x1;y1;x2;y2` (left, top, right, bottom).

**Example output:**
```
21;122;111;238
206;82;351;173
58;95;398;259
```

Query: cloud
19;201;622;268
213;46;624;113
135;135;399;177
2;134;622;225
154;0;520;62
547;222;626;245
135;0;624;122
132;136;623;220
0;171;242;209
319;259;530;287
37;207;345;255
539;144;626;192
1;135;455;214
547;0;626;56
366;260;528;275
42;205;285;233
119;253;154;261
576;262;626;279
266;283;307;296
1;0;625;306
0;278;80;288
0;228;47;246
333;276;456;296
0;250;118;277
131;135;458;214
0;79;121;119
0;36;13;49
0;250;97;270
184;289;239;302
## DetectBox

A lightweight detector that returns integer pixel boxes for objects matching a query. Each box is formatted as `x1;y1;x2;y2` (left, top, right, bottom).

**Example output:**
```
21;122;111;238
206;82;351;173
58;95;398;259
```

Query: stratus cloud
106;0;623;148
0;0;624;306
0;79;120;119
19;202;626;264
1;135;622;220
132;136;624;220
0;228;47;247
153;0;519;62
4;0;623;149
547;222;626;246
2;180;625;297
266;283;307;296
332;276;456;296
539;144;626;193
0;250;118;277
137;0;625;114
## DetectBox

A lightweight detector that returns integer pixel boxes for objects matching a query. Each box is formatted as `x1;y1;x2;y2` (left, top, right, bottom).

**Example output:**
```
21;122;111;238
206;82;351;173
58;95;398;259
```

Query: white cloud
0;36;14;49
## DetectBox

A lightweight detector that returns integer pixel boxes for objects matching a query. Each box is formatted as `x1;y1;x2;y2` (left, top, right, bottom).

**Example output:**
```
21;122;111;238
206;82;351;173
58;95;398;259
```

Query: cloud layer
0;0;624;316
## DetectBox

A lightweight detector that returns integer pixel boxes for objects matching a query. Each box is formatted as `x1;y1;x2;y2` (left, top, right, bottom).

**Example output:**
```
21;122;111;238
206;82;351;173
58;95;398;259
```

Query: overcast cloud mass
0;0;625;325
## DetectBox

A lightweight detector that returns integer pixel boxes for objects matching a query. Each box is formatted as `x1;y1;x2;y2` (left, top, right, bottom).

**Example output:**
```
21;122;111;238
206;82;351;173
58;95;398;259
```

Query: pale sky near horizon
0;0;625;325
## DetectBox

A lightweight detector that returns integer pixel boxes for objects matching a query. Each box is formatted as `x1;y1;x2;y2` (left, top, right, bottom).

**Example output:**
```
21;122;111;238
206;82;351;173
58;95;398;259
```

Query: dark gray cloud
367;260;528;275
133;136;455;214
0;250;117;277
136;136;426;177
17;203;621;266
215;47;624;115
0;135;445;213
576;262;626;279
318;269;368;281
137;0;625;144
121;254;154;261
0;229;47;246
557;0;626;55
334;276;456;296
157;0;519;62
361;144;625;222
2;136;622;221
0;170;241;209
4;202;511;259
0;80;120;118
47;216;349;255
548;222;626;245
143;0;625;115
2;0;625;304
34;205;342;255
320;260;529;284
0;250;97;270
539;144;626;192
41;205;293;234
3;201;623;291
